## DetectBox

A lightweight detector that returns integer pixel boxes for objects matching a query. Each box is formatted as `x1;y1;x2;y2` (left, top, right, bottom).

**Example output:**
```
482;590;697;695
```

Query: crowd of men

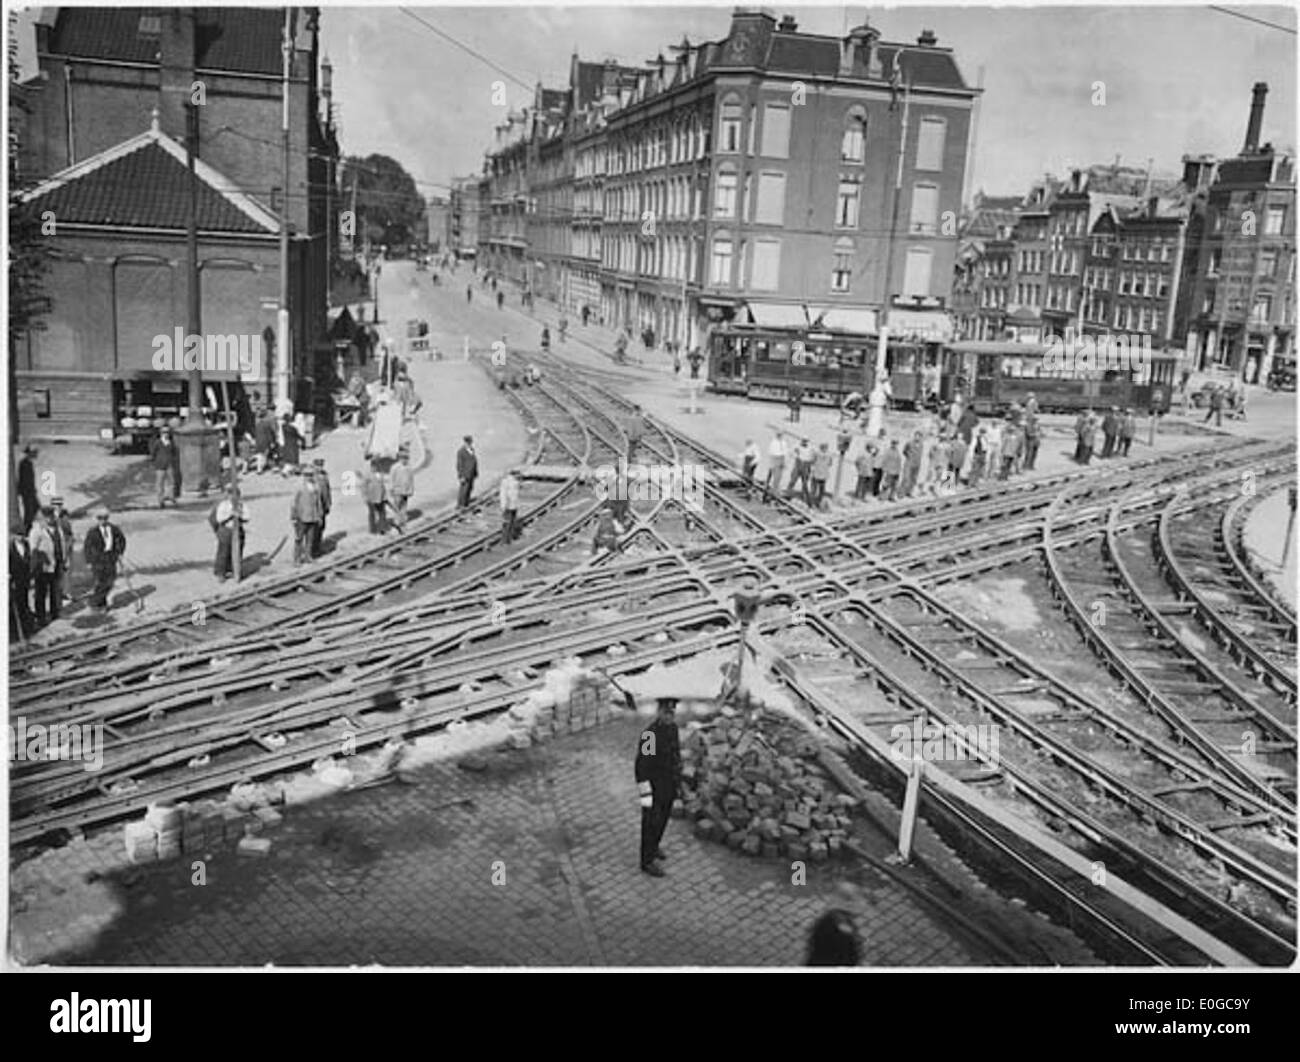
730;391;1149;510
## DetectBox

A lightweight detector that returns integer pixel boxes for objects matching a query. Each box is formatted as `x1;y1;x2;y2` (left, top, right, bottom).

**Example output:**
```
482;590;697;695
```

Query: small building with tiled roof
17;7;340;427
13;117;282;442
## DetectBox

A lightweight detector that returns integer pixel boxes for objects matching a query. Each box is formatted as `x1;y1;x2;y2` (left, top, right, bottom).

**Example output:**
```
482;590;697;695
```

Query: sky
10;3;1298;203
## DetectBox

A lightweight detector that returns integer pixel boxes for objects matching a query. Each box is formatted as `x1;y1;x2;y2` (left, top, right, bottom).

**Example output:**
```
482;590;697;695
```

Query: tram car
941;340;1178;414
706;323;945;409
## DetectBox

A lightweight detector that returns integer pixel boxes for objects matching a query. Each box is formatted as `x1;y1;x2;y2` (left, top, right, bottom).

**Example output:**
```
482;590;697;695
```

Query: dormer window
138;14;162;36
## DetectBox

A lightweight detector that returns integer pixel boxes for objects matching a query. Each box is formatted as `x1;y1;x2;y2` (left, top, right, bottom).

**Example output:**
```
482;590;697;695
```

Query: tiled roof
48;7;289;76
759;35;969;90
23;124;278;235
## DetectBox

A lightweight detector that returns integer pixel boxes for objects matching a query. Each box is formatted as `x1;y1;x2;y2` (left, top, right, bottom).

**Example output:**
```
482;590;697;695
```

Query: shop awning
885;309;954;342
744;302;809;328
818;307;878;335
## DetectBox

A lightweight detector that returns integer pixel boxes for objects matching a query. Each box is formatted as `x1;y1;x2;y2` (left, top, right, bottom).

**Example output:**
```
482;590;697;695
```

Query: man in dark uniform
635;697;682;877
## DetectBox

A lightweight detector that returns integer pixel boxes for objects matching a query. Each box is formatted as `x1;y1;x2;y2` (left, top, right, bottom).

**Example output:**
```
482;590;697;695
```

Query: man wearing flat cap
83;507;126;611
634;697;682;877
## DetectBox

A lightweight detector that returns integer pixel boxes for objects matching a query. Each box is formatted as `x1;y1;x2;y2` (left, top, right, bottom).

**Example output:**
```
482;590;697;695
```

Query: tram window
773;341;791;363
838;346;865;368
977;355;996;377
890;348;917;373
755;339;772;361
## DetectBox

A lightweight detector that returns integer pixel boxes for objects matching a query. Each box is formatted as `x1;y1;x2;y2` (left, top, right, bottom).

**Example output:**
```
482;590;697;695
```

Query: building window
836;178;860;227
909;183;939;235
1265;205;1286;235
832;237;854;292
1260;248;1278;277
1252;294;1272;323
841;108;866;162
752;239;781;290
1207;249;1221;277
761;103;791;159
711;237;733;286
902;247;933;297
1202;292;1214;315
915;117;946;172
714;170;738;217
755;172;786;225
720;98;743;153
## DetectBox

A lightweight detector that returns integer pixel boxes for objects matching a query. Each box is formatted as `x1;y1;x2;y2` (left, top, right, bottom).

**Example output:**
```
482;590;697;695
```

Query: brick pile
121;782;287;864
678;706;858;862
503;660;623;749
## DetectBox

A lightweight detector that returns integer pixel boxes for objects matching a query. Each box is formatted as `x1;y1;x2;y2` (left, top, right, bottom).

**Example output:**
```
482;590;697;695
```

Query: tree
340;154;426;250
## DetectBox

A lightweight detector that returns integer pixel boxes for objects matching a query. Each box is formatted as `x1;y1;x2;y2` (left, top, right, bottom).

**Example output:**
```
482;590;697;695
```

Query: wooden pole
898;756;925;862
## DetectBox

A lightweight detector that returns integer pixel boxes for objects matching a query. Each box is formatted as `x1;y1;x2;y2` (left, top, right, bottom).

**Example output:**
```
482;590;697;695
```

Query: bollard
897;756;925;862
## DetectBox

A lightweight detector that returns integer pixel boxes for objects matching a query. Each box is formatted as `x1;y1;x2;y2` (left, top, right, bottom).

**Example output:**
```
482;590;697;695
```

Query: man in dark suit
635;697;682;877
83;507;126;611
456;435;478;508
9;532;34;638
17;444;39;531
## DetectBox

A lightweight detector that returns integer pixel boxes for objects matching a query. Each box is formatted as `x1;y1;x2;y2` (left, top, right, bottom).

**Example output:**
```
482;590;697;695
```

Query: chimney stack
917;29;937;46
1244;82;1267;153
779;15;797;32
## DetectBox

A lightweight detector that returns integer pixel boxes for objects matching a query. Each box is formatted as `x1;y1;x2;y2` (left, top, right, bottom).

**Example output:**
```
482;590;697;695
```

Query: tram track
11;352;1295;964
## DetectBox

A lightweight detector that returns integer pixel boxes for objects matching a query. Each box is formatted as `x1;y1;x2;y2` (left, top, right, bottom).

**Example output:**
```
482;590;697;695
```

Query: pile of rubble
679;705;858;862
504;659;623;749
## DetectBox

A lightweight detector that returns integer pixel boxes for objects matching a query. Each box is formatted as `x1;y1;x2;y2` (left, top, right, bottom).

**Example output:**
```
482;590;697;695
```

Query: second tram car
943;340;1177;414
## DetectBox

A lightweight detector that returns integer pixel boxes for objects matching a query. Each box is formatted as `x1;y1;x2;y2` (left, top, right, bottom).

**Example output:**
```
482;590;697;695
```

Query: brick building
14;6;339;437
477;9;977;348
1179;84;1296;381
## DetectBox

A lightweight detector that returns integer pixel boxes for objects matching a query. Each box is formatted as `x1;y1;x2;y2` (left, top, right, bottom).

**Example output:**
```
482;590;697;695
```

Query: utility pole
877;79;911;393
176;100;219;493
276;6;292;409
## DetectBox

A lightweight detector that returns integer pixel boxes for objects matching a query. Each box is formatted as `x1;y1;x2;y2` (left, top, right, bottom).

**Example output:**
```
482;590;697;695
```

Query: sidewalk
17;355;528;646
1241;484;1297;610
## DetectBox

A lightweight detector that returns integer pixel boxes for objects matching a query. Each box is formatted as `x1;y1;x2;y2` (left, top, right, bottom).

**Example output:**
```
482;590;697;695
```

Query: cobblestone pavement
29;717;986;967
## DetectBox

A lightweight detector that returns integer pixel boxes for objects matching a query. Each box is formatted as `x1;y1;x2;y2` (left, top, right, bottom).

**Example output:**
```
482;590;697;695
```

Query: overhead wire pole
877;75;911;388
277;6;292;408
